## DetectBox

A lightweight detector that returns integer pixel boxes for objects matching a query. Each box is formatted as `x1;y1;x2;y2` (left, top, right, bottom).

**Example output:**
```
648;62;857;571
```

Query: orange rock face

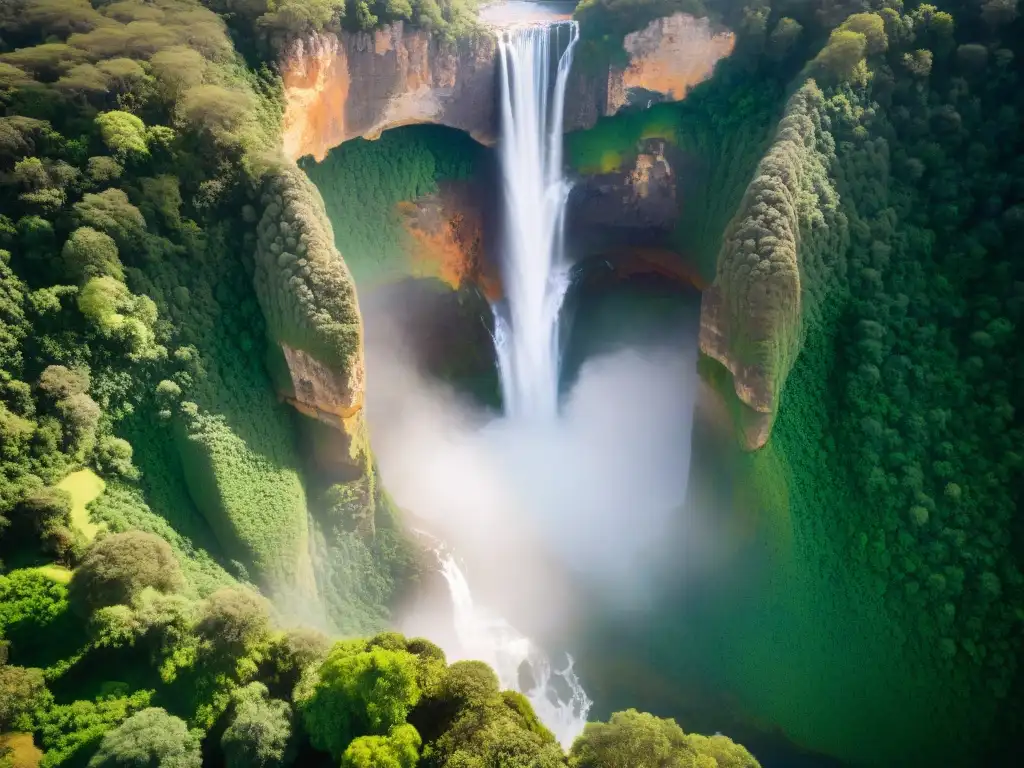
398;182;502;300
279;343;366;465
280;23;498;163
281;35;349;163
616;14;735;109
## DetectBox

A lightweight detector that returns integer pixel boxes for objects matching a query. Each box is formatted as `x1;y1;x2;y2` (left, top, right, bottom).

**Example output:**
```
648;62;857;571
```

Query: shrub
87;707;200;768
62;227;123;284
69;531;184;616
221;683;294;768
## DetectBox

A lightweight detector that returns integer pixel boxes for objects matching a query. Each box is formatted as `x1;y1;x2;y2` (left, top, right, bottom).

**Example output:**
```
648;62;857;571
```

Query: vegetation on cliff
0;2;761;767
570;0;1024;764
299;125;484;286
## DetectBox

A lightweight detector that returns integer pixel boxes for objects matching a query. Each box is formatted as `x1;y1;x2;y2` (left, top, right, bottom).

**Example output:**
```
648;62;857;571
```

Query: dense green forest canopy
566;0;1024;764
0;1;761;767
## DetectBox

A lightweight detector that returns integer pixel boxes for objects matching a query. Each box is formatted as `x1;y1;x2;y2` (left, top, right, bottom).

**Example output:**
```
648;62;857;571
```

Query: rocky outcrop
397;180;501;300
568;138;683;267
281;24;498;162
253;164;368;468
564;14;735;132
696;83;846;450
280;343;364;430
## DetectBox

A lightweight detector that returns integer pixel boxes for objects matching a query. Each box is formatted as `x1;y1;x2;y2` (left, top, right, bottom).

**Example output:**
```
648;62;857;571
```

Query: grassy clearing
56;469;106;543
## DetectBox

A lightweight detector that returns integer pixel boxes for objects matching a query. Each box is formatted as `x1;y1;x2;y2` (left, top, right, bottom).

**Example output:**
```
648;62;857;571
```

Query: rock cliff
281;13;734;162
564;14;735;131
281;23;498;162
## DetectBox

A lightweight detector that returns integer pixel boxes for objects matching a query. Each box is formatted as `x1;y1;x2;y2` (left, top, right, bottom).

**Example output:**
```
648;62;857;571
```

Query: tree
767;17;803;61
840;13;888;55
77;276;165;362
221;683;294;768
569;709;759;768
196;587;271;657
0;664;52;732
297;641;422;761
809;29;867;84
87;156;124;185
87;707;201;768
73;189;147;247
62;226;123;283
94;436;137;479
69;531;184;616
341;723;420;768
95;111;149;159
38;365;90;401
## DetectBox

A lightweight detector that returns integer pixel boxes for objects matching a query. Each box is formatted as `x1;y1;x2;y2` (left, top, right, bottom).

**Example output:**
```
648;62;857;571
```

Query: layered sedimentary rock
564;14;735;131
281;23;498;162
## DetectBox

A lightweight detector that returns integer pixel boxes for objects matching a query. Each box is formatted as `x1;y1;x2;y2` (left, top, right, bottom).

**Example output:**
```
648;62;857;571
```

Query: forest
1;0;1023;766
569;0;1024;764
0;1;760;767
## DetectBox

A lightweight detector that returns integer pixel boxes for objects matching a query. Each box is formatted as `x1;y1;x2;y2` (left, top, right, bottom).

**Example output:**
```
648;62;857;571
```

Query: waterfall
424;19;592;748
494;21;579;419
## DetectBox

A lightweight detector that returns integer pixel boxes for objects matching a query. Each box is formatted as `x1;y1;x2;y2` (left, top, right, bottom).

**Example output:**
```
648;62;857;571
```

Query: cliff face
281;24;498;162
564;14;735;131
281;14;734;162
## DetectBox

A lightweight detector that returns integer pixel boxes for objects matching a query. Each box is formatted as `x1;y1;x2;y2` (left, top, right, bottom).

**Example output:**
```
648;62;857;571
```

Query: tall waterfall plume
494;20;579;420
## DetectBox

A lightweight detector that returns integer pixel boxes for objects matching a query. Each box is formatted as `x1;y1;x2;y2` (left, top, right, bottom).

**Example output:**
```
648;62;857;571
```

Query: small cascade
437;550;591;747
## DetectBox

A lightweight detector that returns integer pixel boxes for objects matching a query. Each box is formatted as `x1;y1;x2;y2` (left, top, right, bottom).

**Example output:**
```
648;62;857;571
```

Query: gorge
1;2;1023;768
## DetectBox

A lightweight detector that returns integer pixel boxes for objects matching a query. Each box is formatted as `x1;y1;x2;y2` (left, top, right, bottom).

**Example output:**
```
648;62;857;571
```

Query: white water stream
430;19;592;747
494;21;579;420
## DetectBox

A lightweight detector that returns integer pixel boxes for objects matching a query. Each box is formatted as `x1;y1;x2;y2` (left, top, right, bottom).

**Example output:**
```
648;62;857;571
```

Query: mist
363;285;706;646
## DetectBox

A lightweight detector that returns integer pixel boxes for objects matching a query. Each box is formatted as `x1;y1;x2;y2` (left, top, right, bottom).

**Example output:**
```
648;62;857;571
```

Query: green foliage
69;531;184;616
86;483;237;599
220;683;294;768
296;639;422;761
0;664;52;732
252;162;362;372
94;112;149;160
34;690;154;768
86;707;200;768
342;723;420;768
62;228;123;284
705;80;846;423
0;569;70;636
77;277;165;362
569;710;758;768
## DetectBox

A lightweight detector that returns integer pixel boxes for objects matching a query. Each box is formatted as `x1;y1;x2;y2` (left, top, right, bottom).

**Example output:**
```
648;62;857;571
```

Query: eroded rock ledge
281;13;734;162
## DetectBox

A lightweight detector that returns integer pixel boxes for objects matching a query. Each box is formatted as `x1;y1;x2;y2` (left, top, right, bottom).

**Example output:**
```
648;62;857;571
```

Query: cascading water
436;551;591;746
494;20;579;419
426;18;591;746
